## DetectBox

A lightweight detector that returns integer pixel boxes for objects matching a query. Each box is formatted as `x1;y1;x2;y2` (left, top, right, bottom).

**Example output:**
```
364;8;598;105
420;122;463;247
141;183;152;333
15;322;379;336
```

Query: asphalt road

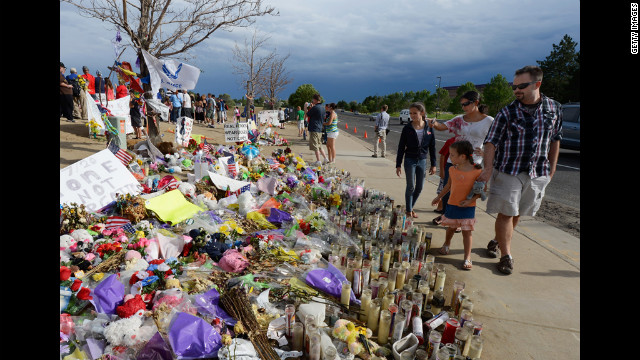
333;111;580;211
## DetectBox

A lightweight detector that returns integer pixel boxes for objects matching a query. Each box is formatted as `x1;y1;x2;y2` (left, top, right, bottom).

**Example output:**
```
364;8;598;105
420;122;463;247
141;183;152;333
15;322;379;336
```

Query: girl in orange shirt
432;140;486;270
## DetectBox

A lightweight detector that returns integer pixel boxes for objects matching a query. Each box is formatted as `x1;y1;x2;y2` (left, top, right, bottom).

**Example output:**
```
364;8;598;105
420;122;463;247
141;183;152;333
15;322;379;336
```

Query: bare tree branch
256;51;292;108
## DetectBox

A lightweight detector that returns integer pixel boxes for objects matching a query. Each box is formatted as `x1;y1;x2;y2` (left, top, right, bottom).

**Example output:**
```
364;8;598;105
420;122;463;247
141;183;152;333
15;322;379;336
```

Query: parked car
369;112;380;121
399;109;410;124
560;102;580;150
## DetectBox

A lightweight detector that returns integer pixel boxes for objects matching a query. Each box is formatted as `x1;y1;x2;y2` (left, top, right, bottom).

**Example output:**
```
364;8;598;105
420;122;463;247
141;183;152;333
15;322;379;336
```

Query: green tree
336;100;349;110
536;34;580;103
288;84;320;109
482;74;515;116
448;82;478;114
433;87;450;116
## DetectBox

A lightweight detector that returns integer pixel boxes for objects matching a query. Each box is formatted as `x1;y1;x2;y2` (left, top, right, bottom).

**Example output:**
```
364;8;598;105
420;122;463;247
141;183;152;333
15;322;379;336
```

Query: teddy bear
195;193;218;210
332;319;384;359
60;234;77;262
70;229;94;252
178;182;196;199
165;153;180;167
466;180;488;201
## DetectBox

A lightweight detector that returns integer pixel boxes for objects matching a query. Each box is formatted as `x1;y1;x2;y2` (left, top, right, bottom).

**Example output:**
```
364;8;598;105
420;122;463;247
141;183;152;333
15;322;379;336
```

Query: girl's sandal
411;211;419;218
462;259;473;270
439;245;450;255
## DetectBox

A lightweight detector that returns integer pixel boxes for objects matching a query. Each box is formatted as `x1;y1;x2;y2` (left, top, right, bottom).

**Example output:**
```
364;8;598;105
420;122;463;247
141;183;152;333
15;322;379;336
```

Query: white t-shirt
444;115;494;165
183;94;192;109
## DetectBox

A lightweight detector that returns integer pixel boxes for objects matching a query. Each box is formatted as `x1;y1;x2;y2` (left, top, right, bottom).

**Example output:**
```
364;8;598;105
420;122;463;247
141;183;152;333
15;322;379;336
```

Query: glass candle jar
450;280;465;313
377;309;392;345
387;268;398;292
341;281;351;309
359;289;372;322
291;322;304;351
434;265;446;292
285;304;295;337
367;298;382;332
427;330;442;359
466;335;483;359
392;313;406;344
377;278;389;298
382;293;395;312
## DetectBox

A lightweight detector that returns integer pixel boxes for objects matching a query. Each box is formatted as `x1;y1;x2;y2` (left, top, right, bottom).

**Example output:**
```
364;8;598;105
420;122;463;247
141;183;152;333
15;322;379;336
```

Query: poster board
224;122;249;142
87;94;134;135
257;110;280;126
60;149;141;212
175;116;194;147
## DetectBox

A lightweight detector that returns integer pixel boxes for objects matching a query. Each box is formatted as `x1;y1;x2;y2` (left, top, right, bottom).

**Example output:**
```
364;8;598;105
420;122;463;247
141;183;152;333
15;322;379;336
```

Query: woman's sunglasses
461;100;473;107
511;81;538;90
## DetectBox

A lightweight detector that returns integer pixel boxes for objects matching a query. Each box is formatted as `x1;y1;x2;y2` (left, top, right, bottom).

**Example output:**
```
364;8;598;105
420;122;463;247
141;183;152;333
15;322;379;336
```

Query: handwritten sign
175;116;194;146
60;149;141;212
224;122;249;142
257;110;280;126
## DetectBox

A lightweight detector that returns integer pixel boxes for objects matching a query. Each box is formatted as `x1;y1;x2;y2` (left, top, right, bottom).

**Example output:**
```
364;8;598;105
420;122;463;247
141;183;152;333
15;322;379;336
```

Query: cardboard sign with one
60;149;141;212
257;110;280;126
224;122;248;142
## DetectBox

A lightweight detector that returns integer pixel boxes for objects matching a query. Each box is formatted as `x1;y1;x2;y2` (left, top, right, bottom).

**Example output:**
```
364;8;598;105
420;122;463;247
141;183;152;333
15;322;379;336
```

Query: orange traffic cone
354;126;357;134
364;131;368;139
345;123;348;129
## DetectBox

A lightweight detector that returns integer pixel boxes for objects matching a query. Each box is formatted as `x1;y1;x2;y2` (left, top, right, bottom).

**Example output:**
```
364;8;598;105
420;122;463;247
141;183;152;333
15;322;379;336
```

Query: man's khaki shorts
309;131;323;151
485;171;551;217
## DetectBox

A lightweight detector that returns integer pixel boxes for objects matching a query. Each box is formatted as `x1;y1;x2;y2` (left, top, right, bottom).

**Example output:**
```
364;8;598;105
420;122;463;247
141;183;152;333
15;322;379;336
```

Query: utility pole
436;76;442;118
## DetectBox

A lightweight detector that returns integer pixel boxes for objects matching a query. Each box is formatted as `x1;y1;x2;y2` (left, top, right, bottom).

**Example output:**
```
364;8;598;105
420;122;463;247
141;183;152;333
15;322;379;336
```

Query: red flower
60;266;72;282
70;279;82;292
76;287;93;301
116;294;147;318
149;259;165;265
182;242;193;256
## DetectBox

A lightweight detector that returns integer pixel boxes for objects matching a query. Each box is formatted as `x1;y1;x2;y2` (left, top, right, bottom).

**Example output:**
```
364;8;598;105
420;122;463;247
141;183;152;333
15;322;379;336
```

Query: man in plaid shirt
478;65;563;275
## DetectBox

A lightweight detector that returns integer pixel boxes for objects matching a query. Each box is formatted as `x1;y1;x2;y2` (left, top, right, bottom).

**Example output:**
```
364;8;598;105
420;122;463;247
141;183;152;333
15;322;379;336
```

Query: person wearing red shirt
81;66;96;100
115;80;129;99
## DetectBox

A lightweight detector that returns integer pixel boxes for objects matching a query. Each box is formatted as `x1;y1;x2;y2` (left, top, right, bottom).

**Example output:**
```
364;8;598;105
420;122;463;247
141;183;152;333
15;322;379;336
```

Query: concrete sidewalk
277;123;580;359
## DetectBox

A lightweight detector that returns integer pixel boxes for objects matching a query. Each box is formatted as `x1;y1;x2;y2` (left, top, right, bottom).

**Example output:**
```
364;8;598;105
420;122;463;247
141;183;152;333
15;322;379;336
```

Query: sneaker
497;255;514;274
371;154;378;158
486;239;499;258
322;159;329;164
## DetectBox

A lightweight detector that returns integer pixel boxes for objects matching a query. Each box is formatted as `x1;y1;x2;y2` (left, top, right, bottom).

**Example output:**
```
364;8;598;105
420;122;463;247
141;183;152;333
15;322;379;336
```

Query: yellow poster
144;189;203;224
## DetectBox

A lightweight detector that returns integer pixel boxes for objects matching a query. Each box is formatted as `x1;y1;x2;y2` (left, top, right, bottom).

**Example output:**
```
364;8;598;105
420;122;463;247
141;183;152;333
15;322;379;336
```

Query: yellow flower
92;273;105;281
135;231;145;239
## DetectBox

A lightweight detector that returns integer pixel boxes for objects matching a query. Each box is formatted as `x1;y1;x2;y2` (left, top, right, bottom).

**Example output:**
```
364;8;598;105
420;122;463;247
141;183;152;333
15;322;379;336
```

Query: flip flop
462;259;473;270
432;216;443;225
439;245;450;255
411;211;418;218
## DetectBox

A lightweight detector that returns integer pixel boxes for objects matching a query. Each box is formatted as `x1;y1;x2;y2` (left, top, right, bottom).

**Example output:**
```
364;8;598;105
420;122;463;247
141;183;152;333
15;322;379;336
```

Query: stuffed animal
70;229;94;252
178;182;196;199
60;234;77;262
165;153;180;167
466;181;487;201
332;319;380;358
195;194;218;210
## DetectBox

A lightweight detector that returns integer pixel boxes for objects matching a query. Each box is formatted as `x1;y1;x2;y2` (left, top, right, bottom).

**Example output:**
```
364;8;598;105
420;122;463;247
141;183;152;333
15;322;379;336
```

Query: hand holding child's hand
432;197;441;207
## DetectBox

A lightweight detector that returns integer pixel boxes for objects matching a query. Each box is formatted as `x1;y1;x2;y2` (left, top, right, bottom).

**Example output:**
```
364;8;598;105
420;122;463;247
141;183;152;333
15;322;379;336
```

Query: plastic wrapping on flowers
59;134;453;360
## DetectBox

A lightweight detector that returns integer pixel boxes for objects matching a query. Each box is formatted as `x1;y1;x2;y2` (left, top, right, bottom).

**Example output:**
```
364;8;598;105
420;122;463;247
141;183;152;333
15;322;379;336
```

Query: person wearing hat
60;62;75;122
80;66;96;100
95;70;106;101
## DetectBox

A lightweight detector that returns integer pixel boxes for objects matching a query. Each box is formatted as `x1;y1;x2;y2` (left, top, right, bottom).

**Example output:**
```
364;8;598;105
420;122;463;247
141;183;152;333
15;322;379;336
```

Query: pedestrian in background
307;94;329;165
81;66;96;100
372;104;390;158
432;140;485;270
297;106;305;137
181;89;192;118
477;65;563;275
169;90;182;123
115;79;128;99
95;70;106;102
60;62;75;123
395;102;437;219
323;103;339;163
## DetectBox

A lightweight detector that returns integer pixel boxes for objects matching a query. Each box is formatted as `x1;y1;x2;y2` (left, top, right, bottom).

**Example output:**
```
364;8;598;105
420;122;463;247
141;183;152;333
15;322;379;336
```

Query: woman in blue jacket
396;102;437;218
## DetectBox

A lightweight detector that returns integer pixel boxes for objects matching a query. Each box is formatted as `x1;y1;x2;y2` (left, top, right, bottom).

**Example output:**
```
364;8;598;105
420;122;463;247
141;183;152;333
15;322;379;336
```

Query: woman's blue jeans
404;157;427;213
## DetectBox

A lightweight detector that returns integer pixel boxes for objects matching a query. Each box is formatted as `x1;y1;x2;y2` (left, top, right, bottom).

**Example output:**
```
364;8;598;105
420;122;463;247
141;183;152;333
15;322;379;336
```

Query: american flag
108;141;133;166
266;158;281;171
157;177;179;192
105;216;131;231
201;142;215;155
234;184;251;196
227;156;237;178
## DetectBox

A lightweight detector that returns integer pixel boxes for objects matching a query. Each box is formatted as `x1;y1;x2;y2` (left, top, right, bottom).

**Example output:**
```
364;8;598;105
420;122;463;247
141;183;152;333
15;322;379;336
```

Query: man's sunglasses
511;81;538;90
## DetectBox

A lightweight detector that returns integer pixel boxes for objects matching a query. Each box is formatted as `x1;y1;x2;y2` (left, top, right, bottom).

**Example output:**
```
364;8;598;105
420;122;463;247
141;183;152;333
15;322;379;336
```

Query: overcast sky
60;0;580;105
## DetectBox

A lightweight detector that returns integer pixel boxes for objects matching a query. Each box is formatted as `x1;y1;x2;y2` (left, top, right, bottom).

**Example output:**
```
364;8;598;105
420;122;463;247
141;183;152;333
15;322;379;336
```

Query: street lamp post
436;76;442;119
